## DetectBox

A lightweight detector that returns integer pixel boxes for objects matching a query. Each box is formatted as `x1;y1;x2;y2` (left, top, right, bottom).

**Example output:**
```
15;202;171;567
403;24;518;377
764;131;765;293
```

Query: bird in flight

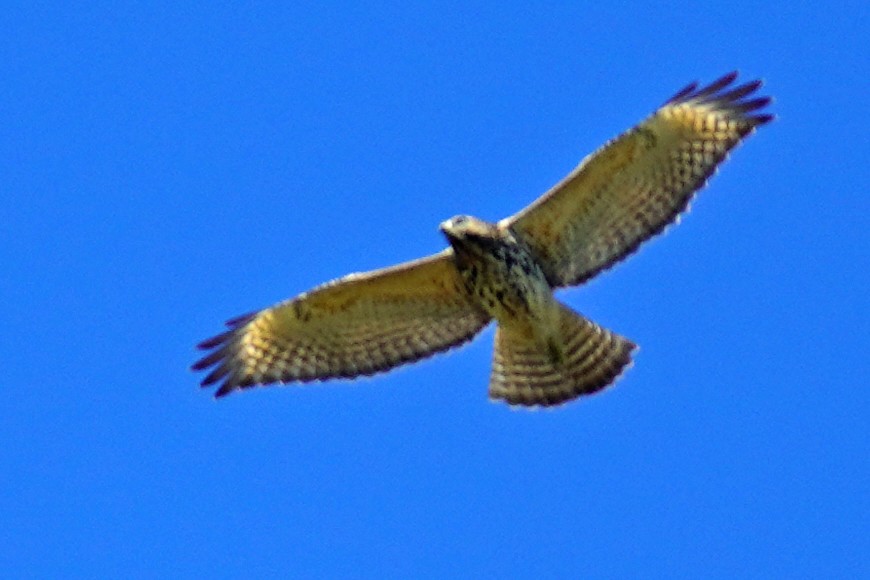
193;71;772;407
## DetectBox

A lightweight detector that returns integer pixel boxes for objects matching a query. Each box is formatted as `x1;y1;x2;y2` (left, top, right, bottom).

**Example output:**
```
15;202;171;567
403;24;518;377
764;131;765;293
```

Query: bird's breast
455;236;555;329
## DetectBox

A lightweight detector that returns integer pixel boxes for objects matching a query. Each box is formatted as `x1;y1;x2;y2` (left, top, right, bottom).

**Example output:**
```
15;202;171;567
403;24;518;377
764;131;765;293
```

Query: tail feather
490;304;636;407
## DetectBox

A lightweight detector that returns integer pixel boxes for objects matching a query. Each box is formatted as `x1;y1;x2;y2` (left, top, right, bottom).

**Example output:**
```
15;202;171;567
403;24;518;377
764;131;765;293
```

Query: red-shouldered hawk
193;71;772;407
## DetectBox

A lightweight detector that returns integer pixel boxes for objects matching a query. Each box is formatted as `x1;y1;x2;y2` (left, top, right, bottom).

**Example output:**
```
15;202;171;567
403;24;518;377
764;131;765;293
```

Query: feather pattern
193;251;490;397
193;72;772;407
504;72;772;287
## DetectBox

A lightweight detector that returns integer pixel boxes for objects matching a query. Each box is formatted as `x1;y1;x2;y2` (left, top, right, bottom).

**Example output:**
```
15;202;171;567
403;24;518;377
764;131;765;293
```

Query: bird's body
439;215;635;405
442;216;553;330
193;72;772;407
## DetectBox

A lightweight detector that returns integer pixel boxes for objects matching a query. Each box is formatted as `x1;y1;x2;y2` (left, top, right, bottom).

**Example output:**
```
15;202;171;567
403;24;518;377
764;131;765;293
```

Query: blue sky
2;2;867;577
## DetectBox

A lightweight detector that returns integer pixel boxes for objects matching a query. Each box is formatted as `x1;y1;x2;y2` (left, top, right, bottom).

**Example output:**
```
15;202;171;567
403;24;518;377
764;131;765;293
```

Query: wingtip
190;360;209;372
693;70;740;100
665;71;773;126
666;81;698;104
225;311;258;328
193;310;259;394
196;330;233;350
721;69;740;83
717;79;763;104
739;96;772;112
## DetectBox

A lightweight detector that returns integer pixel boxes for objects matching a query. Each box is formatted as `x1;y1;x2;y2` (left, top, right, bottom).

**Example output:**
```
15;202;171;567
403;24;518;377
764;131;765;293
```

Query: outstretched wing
193;250;491;397
503;71;773;288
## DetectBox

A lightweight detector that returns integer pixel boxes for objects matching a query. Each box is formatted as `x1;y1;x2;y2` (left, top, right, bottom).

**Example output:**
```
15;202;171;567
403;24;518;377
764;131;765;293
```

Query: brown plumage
193;71;772;407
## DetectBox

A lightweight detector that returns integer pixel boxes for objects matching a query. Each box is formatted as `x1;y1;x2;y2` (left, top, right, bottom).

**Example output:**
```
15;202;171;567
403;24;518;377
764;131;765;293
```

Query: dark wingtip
721;70;740;83
737;96;772;113
226;311;257;327
193;310;258;396
717;79;762;103
213;372;256;398
667;81;698;104
713;70;740;88
692;70;739;100
200;362;231;387
196;329;234;350
665;71;773;125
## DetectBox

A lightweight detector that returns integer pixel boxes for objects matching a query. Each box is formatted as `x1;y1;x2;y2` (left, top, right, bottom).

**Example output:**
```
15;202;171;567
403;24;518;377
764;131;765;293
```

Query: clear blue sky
2;2;867;577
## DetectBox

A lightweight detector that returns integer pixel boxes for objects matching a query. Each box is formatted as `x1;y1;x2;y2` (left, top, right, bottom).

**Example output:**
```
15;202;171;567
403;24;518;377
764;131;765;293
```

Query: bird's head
439;215;504;260
440;214;493;236
440;215;493;243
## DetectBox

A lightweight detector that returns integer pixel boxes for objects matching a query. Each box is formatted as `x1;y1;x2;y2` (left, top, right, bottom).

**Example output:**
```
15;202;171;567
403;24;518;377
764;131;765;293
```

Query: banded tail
490;304;636;407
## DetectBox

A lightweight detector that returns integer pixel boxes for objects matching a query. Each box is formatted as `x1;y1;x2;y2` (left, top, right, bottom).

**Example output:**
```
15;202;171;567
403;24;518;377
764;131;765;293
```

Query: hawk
193;71;772;407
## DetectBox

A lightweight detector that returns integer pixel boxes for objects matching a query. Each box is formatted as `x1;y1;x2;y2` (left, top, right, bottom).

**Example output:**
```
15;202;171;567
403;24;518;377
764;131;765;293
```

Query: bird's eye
453;216;467;225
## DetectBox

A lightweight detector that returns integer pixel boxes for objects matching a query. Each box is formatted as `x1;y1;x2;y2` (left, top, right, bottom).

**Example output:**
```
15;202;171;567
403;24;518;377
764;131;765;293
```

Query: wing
503;71;773;287
192;249;491;397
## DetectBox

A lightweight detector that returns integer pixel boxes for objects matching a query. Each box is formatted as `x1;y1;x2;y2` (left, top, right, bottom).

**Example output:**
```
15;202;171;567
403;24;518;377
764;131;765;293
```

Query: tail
490;303;636;407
